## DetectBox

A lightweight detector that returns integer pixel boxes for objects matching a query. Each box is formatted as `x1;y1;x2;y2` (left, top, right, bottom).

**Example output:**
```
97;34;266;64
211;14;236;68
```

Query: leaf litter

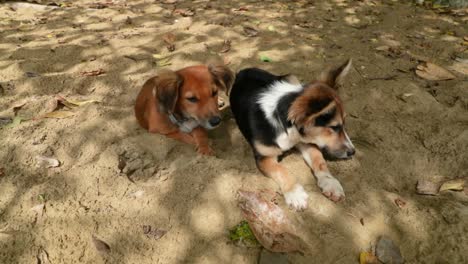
439;179;465;192
142;225;167;240
92;235;111;254
163;33;176;52
243;26;259;37
229;220;259;247
415;62;456;80
237;189;306;253
35;156;60;168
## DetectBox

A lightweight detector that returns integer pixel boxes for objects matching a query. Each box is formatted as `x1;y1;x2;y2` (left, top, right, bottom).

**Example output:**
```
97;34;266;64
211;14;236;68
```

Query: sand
0;0;467;263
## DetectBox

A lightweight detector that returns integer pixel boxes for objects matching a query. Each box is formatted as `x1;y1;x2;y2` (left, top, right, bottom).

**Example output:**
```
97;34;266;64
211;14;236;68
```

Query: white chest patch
275;127;301;151
257;81;303;129
179;119;199;133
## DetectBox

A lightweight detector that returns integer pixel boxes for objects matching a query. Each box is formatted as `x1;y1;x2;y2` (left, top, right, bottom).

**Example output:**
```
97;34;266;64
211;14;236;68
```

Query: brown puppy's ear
208;64;235;94
154;70;183;113
318;59;352;89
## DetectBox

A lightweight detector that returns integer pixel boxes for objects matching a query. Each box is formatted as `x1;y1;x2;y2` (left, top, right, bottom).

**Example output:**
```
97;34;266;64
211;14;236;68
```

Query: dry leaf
31;204;45;215
41;110;76;119
394;198;406;208
234;6;249;11
173;8;194;17
415;62;456;81
174;17;193;30
375;45;390;51
92;235;111;254
219;40;231;53
131;190;145;198
80;69;105;77
36;156;60;168
0;167;4;177
243;26;259;37
376;236;404;264
5;116;23;128
142;225;167;240
37;247;50;264
237;190;306;253
450;61;468;76
416;180;439;195
57;96;99;108
360;252;378;264
439;179;465;192
157;58;172;67
163;33;176;52
163;0;178;3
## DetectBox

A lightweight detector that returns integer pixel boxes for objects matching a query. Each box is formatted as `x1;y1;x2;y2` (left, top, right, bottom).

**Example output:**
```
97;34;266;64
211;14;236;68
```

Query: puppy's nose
209;116;221;127
347;148;356;157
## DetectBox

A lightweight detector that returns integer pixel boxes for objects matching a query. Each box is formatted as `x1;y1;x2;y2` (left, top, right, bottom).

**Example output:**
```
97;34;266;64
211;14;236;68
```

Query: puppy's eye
329;125;342;133
212;90;218;97
186;97;198;103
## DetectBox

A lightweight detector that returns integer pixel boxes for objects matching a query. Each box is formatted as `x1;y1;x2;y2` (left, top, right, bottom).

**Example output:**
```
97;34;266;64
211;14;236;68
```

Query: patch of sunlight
190;202;225;236
345;15;361;25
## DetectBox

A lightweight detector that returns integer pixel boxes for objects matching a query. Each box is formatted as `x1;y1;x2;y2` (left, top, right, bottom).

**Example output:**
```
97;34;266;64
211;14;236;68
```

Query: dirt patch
1;0;467;263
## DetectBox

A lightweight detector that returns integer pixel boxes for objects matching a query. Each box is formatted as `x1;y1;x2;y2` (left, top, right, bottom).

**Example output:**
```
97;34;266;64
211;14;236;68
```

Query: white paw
284;184;309;211
318;175;345;202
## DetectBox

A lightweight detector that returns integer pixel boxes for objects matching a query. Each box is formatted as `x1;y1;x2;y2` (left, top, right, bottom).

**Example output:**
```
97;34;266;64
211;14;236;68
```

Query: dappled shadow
1;0;467;263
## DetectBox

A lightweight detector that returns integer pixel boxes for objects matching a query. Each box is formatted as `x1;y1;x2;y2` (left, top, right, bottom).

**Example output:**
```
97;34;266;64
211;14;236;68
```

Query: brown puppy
135;64;234;155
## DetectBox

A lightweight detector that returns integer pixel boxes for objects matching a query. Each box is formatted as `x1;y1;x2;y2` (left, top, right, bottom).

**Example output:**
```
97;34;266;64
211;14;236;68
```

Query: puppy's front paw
318;175;345;202
284;184;309;211
197;146;214;156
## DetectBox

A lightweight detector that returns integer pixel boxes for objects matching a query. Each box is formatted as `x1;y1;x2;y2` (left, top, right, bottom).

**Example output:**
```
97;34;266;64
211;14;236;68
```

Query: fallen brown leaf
439;179;465;192
163;33;176;52
415;62;456;81
80;69;105;77
416;180;439;195
40;110;76;119
243;26;259;37
56;96;100;108
0;167;4;177
143;225;167;240
237;189;306;253
37;247;50;264
234;6;249;11
173;8;194;17
92;235;111;254
394;198;406;208
219;40;231;53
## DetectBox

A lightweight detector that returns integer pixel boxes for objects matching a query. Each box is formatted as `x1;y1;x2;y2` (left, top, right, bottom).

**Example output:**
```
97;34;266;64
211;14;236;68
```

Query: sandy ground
0;0;467;263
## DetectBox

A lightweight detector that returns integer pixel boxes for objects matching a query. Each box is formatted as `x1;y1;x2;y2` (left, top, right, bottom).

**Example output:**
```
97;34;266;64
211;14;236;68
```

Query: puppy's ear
281;74;301;85
153;70;183;113
208;63;235;94
319;59;352;89
288;89;336;126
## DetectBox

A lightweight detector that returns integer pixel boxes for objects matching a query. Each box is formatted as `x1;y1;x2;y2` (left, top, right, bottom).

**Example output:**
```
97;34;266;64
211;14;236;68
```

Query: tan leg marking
190;127;214;155
297;143;345;202
256;156;308;210
253;141;283;157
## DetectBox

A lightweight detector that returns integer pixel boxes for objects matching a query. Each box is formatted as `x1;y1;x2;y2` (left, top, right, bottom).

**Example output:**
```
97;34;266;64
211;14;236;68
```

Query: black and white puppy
229;60;355;210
